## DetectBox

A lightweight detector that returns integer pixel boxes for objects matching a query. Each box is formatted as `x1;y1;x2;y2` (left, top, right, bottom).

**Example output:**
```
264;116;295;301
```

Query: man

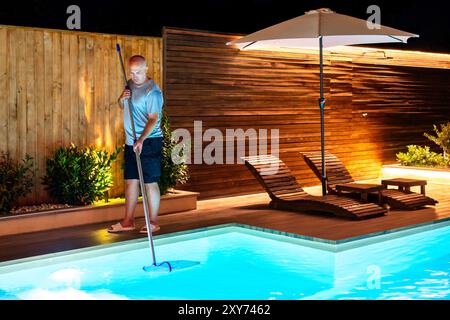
108;55;163;234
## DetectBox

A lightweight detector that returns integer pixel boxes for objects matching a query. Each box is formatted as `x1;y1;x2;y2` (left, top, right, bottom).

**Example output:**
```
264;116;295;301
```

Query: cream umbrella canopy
227;8;418;195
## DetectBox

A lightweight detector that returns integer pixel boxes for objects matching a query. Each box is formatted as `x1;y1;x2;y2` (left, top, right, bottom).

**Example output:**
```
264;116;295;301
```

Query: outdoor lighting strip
382;166;450;185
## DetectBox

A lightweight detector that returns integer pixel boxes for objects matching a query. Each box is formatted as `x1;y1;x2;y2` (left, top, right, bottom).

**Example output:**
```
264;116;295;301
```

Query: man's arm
139;89;163;141
118;99;124;110
118;89;131;110
138;113;158;142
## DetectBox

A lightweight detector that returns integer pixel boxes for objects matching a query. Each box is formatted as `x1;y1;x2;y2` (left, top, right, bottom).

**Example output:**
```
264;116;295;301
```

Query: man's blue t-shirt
123;79;164;146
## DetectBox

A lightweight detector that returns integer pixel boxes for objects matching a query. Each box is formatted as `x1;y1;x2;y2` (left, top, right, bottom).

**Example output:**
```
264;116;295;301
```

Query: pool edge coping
1;217;450;270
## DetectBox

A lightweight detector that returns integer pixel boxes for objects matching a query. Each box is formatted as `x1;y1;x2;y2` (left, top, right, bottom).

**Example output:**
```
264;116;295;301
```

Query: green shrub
396;145;447;167
42;144;122;205
424;122;450;159
0;153;34;214
159;113;189;194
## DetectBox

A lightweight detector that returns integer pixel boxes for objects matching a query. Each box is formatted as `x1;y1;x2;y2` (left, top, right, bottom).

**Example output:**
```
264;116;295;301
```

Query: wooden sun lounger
242;155;387;220
301;152;438;210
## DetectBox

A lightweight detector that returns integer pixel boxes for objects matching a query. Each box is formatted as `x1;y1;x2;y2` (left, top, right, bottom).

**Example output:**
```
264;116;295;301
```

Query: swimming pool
0;221;449;300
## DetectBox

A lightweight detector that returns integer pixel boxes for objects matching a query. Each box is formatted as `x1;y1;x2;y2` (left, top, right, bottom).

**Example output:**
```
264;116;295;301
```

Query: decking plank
0;179;448;263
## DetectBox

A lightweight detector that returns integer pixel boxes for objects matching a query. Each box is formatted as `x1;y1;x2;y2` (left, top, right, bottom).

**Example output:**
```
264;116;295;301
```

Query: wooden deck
0;179;449;263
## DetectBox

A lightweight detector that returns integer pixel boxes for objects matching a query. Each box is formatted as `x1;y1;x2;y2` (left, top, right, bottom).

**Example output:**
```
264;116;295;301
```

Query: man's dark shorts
124;137;163;183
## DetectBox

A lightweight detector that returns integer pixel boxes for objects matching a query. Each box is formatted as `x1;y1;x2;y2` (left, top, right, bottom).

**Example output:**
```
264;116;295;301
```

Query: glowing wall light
382;165;450;184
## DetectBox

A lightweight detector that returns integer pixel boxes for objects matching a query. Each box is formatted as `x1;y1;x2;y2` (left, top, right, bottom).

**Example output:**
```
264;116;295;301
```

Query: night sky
1;0;449;53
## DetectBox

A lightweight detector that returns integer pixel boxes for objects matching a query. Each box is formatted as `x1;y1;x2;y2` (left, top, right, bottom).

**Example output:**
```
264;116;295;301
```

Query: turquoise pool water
0;222;449;300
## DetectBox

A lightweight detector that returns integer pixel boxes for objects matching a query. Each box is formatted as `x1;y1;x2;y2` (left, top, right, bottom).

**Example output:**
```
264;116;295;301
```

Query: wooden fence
2;24;450;205
163;27;450;199
0;25;163;205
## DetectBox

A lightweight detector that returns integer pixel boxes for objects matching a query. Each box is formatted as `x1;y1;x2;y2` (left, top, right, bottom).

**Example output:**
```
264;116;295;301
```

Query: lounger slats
242;155;386;220
242;156;308;198
262;175;296;181
301;152;438;210
381;189;437;209
302;152;354;187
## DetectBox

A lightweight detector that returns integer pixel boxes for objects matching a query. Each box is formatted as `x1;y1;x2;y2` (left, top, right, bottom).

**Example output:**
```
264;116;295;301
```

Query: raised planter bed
382;164;450;184
0;190;199;237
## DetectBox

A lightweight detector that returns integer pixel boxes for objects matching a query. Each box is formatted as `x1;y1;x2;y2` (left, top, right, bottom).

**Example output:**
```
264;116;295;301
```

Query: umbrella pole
319;36;327;196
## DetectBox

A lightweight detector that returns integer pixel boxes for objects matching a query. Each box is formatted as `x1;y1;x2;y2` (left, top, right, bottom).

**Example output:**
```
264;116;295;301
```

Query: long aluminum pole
116;44;157;266
319;36;327;196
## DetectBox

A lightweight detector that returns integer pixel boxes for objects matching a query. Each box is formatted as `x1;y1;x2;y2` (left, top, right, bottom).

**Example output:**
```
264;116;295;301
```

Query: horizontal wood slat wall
163;27;450;199
0;25;163;205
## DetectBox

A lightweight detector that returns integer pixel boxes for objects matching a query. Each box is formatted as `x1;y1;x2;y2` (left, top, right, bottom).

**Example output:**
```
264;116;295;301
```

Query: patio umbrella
227;8;418;195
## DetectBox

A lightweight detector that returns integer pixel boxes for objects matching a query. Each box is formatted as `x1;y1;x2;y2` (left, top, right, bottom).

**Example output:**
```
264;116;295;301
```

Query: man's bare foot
139;223;160;234
120;219;135;228
108;220;136;233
